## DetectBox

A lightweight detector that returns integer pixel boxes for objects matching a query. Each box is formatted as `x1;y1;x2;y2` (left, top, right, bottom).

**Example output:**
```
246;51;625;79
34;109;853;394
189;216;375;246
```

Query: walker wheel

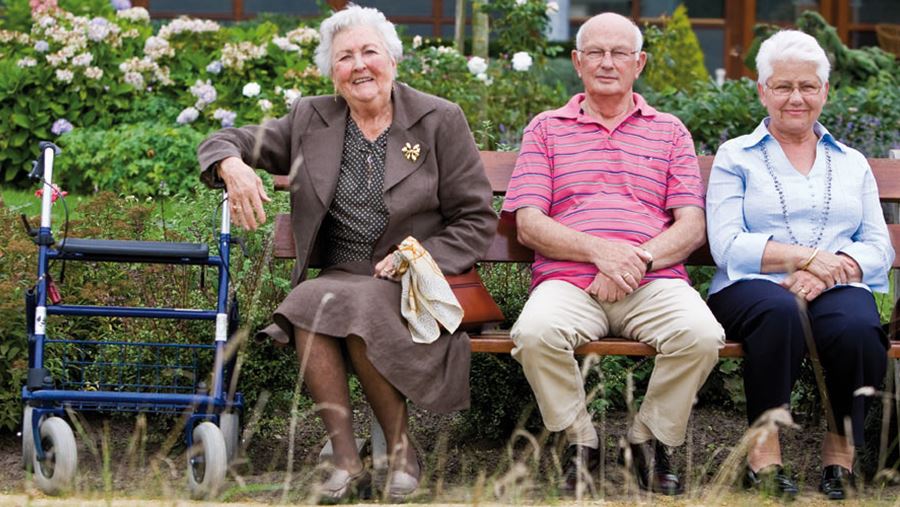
22;406;37;470
187;421;227;499
32;416;78;495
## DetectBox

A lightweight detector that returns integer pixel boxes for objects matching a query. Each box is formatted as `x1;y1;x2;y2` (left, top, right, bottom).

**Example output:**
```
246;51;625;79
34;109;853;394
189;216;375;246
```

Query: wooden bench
273;153;900;359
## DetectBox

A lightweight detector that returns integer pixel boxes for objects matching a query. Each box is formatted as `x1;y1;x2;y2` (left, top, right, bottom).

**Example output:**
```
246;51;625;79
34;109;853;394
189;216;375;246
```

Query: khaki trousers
510;279;725;446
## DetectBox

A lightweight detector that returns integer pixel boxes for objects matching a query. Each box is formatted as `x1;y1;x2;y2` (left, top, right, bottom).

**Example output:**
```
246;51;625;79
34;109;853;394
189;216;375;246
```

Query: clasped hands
585;240;652;303
782;249;861;302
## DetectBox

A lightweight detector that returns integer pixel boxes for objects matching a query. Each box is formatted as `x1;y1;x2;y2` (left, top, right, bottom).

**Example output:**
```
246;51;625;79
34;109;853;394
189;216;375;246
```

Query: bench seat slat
470;333;900;358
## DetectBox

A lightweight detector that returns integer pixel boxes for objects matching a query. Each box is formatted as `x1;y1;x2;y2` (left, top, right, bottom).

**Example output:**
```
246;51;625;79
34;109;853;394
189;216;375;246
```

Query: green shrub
478;0;558;58
0;0;33;31
0;6;149;184
0;7;331;187
55;121;206;195
745;11;898;88
0;204;33;431
819;85;900;158
645;79;765;155
646;78;900;157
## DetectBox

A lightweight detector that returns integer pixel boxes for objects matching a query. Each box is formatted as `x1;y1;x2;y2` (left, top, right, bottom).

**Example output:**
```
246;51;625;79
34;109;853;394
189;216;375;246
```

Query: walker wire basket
46;337;217;413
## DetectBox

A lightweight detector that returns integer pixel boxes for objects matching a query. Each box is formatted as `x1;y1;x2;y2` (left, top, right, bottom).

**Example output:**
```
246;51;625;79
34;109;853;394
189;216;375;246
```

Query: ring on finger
622;272;633;279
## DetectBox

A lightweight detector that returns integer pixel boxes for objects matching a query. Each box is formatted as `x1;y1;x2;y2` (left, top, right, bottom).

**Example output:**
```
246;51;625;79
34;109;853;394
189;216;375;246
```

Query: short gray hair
756;30;830;86
574;13;643;54
314;5;403;78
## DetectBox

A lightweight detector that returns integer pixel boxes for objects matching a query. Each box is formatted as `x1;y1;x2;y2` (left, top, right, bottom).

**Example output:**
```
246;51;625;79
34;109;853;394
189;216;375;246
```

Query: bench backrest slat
275;155;900;199
272;153;900;268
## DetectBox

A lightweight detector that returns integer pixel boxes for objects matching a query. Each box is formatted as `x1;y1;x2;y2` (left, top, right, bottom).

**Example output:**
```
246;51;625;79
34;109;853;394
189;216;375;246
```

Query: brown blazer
198;83;497;286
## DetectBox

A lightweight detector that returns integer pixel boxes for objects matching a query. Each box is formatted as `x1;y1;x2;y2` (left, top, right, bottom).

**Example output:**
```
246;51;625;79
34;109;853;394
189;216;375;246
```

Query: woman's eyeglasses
766;81;822;96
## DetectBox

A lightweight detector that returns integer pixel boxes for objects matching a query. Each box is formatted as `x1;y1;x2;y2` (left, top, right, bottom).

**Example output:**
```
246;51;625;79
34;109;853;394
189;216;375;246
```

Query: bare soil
1;405;898;504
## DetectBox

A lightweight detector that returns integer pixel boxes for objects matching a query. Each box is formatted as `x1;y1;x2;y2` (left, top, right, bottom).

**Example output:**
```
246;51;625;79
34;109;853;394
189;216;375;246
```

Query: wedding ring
799;287;809;294
622;273;633;279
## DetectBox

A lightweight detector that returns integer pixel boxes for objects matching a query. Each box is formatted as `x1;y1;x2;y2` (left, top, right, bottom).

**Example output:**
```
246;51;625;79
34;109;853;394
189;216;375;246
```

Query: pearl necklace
759;140;833;248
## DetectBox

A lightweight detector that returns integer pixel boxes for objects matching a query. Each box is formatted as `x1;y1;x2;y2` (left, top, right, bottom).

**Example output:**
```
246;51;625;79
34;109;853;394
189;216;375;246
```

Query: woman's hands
837;253;863;283
218;156;271;230
784;249;862;300
782;269;827;301
374;253;400;281
802;249;852;288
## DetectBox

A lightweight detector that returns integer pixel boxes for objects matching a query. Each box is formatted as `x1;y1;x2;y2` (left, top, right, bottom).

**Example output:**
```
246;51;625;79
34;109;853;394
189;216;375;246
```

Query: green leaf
11;113;30;128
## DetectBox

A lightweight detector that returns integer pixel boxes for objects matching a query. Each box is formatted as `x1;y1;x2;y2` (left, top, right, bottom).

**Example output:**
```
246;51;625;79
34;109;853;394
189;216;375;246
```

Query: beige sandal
316;467;372;504
385;469;419;502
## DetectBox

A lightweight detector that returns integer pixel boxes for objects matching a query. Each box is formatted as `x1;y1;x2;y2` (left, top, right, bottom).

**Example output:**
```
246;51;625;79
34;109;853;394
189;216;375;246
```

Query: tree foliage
641;4;709;94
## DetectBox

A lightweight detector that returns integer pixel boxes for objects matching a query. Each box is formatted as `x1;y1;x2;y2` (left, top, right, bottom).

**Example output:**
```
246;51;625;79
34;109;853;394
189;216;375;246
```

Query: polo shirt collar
742;118;845;153
550;92;658;121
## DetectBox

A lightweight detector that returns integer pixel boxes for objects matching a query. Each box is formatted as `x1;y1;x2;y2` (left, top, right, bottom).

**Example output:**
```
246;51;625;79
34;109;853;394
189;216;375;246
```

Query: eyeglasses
766;81;822;97
577;47;638;63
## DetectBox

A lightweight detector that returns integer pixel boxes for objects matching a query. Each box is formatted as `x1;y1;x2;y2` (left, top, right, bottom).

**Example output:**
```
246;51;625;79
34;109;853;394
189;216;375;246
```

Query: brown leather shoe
560;445;601;496
619;440;684;495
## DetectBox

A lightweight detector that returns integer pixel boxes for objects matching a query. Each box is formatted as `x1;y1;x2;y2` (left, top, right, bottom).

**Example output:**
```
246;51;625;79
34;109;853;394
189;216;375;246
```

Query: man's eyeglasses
577;48;638;63
766;81;822;96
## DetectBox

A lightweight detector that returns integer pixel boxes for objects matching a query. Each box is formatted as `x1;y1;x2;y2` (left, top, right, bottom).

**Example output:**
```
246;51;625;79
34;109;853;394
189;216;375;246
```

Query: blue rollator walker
21;142;243;498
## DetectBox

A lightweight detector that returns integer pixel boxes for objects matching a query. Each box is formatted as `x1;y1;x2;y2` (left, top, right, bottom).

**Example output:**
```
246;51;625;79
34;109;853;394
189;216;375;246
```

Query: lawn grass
1;187;91;225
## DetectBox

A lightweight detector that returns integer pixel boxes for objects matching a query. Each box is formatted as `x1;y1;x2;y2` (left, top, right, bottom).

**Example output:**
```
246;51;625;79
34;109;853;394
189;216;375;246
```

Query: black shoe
560;445;601;496
819;465;855;500
743;464;799;499
619;440;683;495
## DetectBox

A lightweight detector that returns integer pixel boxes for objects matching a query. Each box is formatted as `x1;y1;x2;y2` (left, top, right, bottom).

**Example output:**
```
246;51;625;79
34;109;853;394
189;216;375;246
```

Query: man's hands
218;156;271;230
585;240;652;303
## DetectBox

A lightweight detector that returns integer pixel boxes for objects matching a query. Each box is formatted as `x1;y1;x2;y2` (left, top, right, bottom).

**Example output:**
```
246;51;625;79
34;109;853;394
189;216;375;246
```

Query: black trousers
708;280;887;444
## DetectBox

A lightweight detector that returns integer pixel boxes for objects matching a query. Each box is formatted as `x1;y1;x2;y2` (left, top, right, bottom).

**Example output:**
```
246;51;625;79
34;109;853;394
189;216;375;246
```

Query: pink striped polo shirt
501;92;704;291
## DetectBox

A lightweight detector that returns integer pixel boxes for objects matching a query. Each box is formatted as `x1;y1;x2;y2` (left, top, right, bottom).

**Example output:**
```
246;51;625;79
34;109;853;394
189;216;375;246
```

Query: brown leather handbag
446;268;505;331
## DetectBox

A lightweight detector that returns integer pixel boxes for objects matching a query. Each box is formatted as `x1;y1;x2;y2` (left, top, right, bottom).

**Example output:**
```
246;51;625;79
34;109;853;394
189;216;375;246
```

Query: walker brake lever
230;236;249;257
20;214;37;238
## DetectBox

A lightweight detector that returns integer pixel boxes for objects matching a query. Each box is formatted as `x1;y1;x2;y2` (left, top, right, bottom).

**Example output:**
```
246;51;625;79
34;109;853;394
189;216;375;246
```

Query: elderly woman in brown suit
197;5;496;502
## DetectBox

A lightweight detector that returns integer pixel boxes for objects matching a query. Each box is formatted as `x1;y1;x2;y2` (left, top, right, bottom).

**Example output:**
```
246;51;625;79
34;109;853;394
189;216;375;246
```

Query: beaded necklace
759;140;832;248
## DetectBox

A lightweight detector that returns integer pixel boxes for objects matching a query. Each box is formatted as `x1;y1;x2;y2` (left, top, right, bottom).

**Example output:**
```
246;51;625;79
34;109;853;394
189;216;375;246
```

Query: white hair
756;30;830;85
574;13;643;56
314;5;403;78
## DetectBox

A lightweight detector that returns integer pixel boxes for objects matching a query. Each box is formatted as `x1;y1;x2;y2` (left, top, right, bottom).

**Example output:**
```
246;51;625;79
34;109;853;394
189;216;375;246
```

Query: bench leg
318;437;367;464
370;408;388;472
316;407;388;473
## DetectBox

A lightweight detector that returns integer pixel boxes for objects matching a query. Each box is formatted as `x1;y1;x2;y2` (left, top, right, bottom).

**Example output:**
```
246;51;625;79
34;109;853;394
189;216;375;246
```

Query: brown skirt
257;261;471;413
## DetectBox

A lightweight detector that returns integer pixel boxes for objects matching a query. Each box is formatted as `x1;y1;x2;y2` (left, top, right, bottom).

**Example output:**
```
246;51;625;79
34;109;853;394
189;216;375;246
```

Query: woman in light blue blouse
706;30;894;500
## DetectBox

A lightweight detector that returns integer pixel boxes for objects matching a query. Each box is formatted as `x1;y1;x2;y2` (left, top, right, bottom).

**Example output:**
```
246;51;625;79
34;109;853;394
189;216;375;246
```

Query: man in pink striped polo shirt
501;12;724;497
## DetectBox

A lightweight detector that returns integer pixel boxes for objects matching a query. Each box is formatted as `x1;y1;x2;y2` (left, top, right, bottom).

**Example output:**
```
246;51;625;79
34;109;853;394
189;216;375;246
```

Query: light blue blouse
706;119;894;296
